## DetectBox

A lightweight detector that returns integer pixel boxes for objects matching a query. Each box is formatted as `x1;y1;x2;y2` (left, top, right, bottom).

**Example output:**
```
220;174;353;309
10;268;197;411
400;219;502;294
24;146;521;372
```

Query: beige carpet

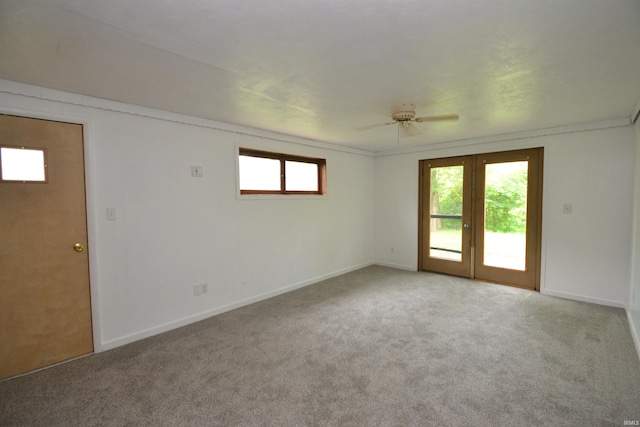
1;266;639;426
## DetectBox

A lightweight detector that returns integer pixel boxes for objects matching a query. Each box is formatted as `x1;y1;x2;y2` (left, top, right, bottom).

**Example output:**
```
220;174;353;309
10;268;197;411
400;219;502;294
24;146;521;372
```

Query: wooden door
0;114;93;380
419;148;543;290
419;156;473;277
473;148;543;290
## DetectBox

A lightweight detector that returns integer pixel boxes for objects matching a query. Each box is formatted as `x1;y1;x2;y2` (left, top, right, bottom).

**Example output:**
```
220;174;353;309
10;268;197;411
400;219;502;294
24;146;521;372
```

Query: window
239;148;326;195
0;145;48;183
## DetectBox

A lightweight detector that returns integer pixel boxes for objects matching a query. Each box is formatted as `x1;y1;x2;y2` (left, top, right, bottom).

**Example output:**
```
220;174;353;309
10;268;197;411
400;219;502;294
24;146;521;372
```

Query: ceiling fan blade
357;121;397;132
414;114;459;123
400;122;421;137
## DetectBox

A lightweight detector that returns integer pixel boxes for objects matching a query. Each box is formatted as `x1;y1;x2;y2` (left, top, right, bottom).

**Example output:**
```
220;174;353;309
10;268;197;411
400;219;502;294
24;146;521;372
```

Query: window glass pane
239;155;281;191
1;147;46;182
483;161;528;271
285;161;318;191
429;165;463;262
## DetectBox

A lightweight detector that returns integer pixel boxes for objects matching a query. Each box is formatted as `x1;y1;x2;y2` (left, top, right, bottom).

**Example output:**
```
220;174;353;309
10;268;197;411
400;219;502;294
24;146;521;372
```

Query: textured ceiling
1;0;639;152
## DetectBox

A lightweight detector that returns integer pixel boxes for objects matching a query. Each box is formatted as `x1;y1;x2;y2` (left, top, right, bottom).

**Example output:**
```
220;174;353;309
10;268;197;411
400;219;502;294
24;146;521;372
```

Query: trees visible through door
420;156;473;278
482;161;529;270
429;165;464;262
419;148;543;290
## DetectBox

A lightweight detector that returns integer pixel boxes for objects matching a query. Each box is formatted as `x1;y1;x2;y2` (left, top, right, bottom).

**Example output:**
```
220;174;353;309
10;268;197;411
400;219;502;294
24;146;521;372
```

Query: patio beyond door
419;148;543;290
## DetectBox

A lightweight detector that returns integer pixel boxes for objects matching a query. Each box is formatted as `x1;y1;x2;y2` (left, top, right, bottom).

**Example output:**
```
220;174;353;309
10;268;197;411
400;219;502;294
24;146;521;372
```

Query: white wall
629;117;640;354
375;124;635;307
0;80;375;350
2;78;637;354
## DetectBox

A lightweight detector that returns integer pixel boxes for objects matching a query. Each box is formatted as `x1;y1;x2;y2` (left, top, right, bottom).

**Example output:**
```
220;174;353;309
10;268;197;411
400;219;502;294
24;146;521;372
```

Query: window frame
239;148;327;195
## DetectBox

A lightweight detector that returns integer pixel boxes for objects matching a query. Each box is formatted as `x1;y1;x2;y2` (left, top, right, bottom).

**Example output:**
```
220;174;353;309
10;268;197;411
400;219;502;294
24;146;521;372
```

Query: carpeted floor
1;266;639;426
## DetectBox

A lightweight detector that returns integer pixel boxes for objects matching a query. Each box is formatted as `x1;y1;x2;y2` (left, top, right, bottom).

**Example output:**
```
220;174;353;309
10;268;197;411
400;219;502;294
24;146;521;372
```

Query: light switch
563;203;572;214
107;208;117;221
191;166;203;177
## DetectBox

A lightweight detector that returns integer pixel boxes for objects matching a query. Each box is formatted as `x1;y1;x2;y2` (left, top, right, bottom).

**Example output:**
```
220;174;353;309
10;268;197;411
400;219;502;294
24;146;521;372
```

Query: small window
239;148;326;195
0;145;48;183
239;155;281;191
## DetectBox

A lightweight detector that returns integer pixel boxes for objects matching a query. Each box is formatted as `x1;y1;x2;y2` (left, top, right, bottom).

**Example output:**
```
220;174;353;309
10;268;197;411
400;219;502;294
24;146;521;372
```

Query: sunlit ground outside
430;229;526;270
429;228;462;262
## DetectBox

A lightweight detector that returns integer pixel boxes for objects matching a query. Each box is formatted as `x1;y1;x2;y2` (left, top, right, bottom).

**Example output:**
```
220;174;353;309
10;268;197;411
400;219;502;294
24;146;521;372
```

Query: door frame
418;148;544;291
0;107;101;354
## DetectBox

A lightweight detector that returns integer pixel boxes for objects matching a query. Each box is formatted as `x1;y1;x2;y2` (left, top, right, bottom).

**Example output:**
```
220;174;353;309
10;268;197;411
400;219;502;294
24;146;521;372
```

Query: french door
419;148;543;290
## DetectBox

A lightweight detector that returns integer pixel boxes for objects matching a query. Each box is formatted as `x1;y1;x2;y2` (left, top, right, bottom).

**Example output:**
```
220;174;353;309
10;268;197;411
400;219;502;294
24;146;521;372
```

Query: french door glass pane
483;161;528;270
430;165;463;262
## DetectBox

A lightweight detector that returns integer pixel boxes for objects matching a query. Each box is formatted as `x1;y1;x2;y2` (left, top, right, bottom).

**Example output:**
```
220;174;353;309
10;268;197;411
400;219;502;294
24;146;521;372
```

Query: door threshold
473;278;537;292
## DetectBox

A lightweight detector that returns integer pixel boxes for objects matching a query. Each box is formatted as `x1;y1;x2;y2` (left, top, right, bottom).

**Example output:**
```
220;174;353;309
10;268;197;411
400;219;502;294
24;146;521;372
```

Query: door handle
73;243;84;252
463;223;470;229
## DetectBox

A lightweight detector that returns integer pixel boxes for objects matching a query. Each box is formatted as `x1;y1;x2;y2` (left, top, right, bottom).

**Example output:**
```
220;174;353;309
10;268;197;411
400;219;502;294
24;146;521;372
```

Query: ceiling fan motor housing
391;104;417;122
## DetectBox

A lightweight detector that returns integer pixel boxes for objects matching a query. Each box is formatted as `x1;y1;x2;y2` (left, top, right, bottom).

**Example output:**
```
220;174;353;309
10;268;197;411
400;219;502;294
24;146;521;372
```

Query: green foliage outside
429;166;463;232
430;162;528;233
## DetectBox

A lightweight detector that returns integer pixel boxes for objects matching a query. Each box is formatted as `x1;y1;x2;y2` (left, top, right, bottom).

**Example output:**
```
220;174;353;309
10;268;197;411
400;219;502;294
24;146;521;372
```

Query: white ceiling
1;0;639;152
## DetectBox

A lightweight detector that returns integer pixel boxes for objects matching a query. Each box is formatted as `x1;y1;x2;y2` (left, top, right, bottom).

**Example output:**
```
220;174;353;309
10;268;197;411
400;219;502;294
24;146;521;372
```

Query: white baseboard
99;265;639;360
540;289;627;309
99;262;374;351
627;309;640;362
523;289;640;361
373;261;417;272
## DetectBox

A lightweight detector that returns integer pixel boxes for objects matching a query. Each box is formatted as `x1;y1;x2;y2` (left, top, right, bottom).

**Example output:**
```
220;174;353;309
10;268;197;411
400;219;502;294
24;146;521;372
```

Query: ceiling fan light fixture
391;104;417;122
358;103;459;143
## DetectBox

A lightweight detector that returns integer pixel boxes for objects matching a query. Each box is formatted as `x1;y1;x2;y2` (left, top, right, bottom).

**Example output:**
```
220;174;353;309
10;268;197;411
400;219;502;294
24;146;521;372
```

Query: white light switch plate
107;208;117;220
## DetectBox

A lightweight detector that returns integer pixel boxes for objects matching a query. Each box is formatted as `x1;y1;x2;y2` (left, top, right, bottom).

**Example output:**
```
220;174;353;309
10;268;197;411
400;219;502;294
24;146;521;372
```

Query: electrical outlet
191;166;203;177
193;284;208;296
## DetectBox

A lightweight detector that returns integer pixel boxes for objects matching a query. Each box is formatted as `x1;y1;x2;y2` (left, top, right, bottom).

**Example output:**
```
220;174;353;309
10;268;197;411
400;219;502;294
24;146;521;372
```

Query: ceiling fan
359;104;459;141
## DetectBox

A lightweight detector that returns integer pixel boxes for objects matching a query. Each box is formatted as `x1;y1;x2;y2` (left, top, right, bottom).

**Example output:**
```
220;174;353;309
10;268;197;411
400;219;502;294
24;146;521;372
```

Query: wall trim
2;79;633;160
99;261;374;351
632;96;640;125
627;309;640;361
373;261;417;272
0;79;373;157
540;289;627;309
375;118;631;157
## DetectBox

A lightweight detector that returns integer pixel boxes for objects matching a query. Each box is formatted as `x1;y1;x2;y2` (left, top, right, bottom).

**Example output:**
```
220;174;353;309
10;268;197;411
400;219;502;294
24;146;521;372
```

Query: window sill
236;192;328;200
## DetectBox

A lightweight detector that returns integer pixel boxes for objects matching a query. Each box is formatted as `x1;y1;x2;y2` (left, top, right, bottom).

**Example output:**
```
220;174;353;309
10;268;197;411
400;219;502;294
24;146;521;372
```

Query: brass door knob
74;243;84;252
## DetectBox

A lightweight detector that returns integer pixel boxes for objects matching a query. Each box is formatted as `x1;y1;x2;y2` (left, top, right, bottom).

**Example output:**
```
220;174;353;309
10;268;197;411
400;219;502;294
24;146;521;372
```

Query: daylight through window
239;148;326;195
0;146;48;182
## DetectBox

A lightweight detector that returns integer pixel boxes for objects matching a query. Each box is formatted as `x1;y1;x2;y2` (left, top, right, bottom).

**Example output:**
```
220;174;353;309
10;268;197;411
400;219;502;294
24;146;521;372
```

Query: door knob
463;223;470;229
73;243;84;252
